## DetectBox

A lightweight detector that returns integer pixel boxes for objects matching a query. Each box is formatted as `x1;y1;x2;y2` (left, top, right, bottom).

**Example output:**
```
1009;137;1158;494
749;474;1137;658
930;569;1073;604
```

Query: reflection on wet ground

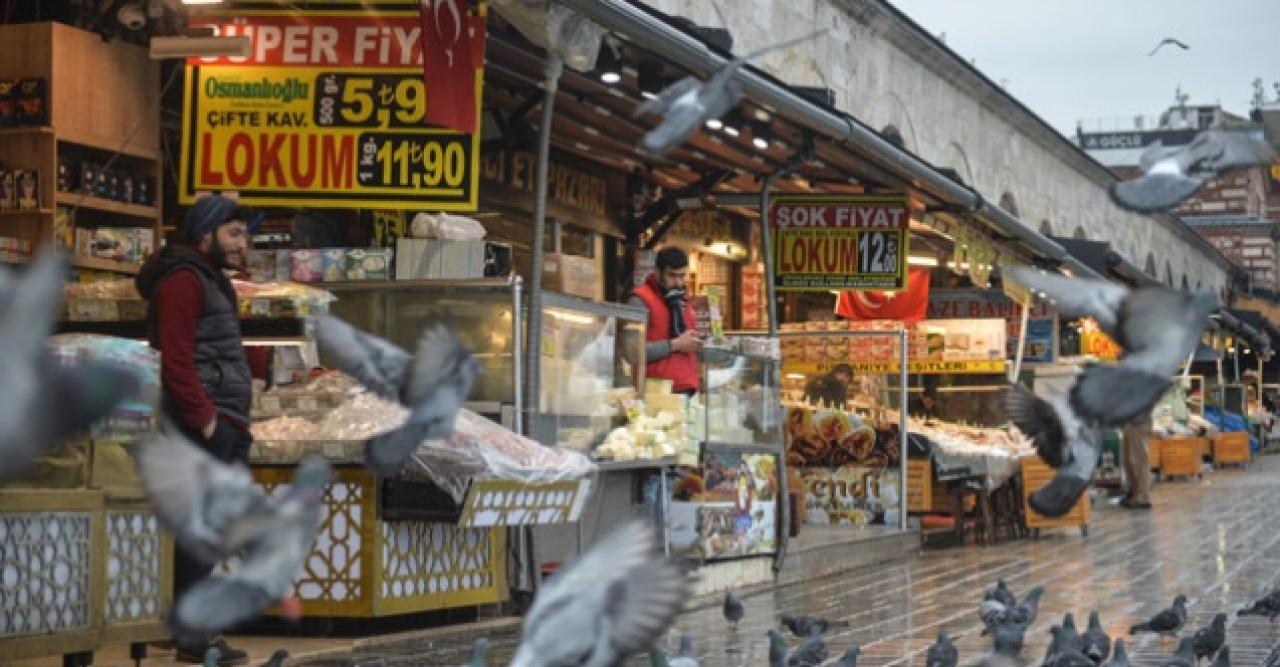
341;457;1280;666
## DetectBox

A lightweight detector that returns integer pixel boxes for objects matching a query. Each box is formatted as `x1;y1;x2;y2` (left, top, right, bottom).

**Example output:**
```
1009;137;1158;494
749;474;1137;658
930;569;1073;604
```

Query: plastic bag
410;212;487;240
403;408;597;502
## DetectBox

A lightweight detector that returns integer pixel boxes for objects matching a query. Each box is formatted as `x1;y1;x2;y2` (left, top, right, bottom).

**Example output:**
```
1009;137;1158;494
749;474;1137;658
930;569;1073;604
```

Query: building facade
637;0;1236;293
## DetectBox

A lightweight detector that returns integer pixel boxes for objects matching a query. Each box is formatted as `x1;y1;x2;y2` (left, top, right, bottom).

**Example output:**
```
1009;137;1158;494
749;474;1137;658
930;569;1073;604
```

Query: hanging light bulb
597;41;622;85
751;119;772;150
705;117;724;131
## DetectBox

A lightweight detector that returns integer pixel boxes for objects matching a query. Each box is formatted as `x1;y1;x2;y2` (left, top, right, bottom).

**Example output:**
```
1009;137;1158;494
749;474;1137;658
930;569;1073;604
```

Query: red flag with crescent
418;0;486;134
834;268;931;321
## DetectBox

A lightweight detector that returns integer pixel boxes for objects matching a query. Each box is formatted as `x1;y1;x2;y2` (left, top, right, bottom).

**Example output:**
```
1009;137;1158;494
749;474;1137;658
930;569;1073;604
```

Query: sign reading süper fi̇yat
769;195;911;291
179;4;485;210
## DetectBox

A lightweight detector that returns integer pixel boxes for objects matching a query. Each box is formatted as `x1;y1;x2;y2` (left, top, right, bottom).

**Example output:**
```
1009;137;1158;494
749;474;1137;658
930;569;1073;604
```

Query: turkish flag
418;0;486;134
834;268;932;321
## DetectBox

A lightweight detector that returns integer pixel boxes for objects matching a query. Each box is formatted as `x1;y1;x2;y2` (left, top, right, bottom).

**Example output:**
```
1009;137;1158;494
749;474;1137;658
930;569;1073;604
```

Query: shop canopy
486;0;1099;277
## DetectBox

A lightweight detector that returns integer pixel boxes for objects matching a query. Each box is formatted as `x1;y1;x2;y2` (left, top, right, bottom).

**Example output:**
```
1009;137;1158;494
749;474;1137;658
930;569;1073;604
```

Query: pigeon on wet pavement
261;649;289;667
1010;586;1045;625
1104;639;1131;667
992;620;1026;657
979;594;1009;635
782;614;849;638
1130;595;1189;636
926;627;959;667
992;579;1017;608
767;629;828;667
1162;637;1198;667
1082;610;1112;664
1191;614;1227;662
1209;646;1229;667
463;638;488;667
1238;590;1280;623
724;591;745;629
1046;625;1094;667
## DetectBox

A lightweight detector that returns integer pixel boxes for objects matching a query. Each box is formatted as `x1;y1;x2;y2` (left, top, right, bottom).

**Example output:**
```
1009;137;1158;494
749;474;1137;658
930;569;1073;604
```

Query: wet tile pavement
36;456;1280;666
306;456;1280;666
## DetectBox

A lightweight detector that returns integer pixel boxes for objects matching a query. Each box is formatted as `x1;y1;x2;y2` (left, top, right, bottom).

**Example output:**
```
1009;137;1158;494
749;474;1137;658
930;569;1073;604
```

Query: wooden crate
1158;437;1202;479
1213;432;1252;467
1020;456;1089;535
906;458;932;513
0;489;105;662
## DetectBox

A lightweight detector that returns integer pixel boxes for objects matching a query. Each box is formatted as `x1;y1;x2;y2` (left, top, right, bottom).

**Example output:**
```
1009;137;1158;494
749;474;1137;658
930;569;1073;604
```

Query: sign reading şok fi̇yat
769;195;911;291
179;2;485;210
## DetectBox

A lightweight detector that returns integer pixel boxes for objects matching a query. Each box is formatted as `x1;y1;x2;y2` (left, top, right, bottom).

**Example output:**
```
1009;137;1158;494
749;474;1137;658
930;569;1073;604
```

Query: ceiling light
705;118;724;131
638;59;664;100
181;0;224;4
722;109;744;138
597;42;622;85
908;256;939;267
751;119;771;150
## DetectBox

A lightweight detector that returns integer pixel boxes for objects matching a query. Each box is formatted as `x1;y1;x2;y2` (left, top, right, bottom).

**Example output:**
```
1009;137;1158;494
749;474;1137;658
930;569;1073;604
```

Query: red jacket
634;273;700;393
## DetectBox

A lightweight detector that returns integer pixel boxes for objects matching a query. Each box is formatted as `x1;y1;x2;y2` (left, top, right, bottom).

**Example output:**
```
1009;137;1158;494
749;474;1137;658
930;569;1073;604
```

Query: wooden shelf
70;255;141;274
0;126;54;137
57;131;158;162
56;192;158;219
0;208;54;217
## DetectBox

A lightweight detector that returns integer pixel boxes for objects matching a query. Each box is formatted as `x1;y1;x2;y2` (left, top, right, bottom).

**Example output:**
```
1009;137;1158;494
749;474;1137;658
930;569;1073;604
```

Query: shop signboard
179;1;485;210
928;289;1056;363
781;405;902;526
769;195;911;291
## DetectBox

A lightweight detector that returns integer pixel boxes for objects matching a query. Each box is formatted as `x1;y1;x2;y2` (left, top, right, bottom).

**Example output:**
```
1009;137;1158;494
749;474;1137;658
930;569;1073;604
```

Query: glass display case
530;290;647;452
324;277;523;426
698;344;782;449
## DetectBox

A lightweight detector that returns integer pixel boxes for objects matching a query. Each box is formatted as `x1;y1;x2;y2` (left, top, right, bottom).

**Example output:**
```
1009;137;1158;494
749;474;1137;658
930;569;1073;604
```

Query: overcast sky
887;0;1280;138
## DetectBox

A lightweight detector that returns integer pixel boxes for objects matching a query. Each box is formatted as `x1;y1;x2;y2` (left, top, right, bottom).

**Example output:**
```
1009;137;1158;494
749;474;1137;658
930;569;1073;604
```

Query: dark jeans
171;419;253;644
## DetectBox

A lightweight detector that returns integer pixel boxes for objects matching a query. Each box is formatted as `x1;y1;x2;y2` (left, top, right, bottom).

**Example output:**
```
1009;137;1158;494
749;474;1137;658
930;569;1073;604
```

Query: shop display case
529;291;646;453
325;278;524;427
698;345;782;450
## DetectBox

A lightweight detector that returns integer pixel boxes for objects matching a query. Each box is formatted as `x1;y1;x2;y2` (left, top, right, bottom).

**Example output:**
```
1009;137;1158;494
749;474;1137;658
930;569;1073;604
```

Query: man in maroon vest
629;247;703;394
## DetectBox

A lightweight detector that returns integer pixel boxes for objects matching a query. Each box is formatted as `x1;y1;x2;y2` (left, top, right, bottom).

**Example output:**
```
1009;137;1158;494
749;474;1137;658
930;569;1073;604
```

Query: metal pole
523;53;564;433
1009;301;1031;383
898;328;908;531
760;176;788;572
512;275;524;435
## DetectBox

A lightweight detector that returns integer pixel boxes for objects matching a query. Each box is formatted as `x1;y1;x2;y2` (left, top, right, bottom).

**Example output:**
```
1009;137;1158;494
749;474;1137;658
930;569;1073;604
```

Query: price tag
857;231;899;274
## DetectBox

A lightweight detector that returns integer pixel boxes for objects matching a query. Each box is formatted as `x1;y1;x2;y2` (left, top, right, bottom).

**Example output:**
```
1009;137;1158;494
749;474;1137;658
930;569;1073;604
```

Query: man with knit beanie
136;194;265;665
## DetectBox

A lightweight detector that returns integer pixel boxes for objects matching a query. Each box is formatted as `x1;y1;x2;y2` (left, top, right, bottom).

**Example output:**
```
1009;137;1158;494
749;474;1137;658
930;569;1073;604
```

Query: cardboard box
321;248;347;281
345;248;393;280
395;238;485;280
542;252;599;300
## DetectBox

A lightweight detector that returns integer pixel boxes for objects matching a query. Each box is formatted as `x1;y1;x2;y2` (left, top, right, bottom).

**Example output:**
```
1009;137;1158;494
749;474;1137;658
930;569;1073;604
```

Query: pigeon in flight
633;30;826;157
1148;38;1190;56
1191;614;1227;662
1110;129;1276;213
0;250;139;483
1004;266;1219;428
1082;610;1112;664
926;628;959;667
782;614;849;638
133;432;329;638
1006;383;1105;517
509;519;689;667
315;316;479;476
1129;595;1189;636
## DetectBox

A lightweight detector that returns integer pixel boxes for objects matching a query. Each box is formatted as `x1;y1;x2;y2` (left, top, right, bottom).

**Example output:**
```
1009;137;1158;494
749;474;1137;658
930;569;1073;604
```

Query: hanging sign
769;195;911;291
178;2;486;210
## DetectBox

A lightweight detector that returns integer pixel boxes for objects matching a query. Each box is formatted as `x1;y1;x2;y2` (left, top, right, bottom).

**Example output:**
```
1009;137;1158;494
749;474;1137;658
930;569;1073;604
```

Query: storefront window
560;224;595;258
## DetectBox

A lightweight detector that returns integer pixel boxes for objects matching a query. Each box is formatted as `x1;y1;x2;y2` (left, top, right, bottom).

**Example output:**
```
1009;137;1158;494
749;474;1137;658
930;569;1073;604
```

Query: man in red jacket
630;247;703;394
136;194;265;665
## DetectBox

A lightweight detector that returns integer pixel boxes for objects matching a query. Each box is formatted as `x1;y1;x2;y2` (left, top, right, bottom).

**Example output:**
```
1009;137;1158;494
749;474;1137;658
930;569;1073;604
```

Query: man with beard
629;246;703;395
135;194;265;665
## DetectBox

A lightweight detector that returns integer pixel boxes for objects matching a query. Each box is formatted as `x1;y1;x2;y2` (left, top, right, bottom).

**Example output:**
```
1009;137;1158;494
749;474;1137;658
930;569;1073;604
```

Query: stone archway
871;92;919;153
939;142;975;186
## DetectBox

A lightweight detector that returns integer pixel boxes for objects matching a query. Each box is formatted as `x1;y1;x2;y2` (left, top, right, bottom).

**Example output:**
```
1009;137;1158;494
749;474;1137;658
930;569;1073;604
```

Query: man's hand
671;330;704;355
201;418;217;440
